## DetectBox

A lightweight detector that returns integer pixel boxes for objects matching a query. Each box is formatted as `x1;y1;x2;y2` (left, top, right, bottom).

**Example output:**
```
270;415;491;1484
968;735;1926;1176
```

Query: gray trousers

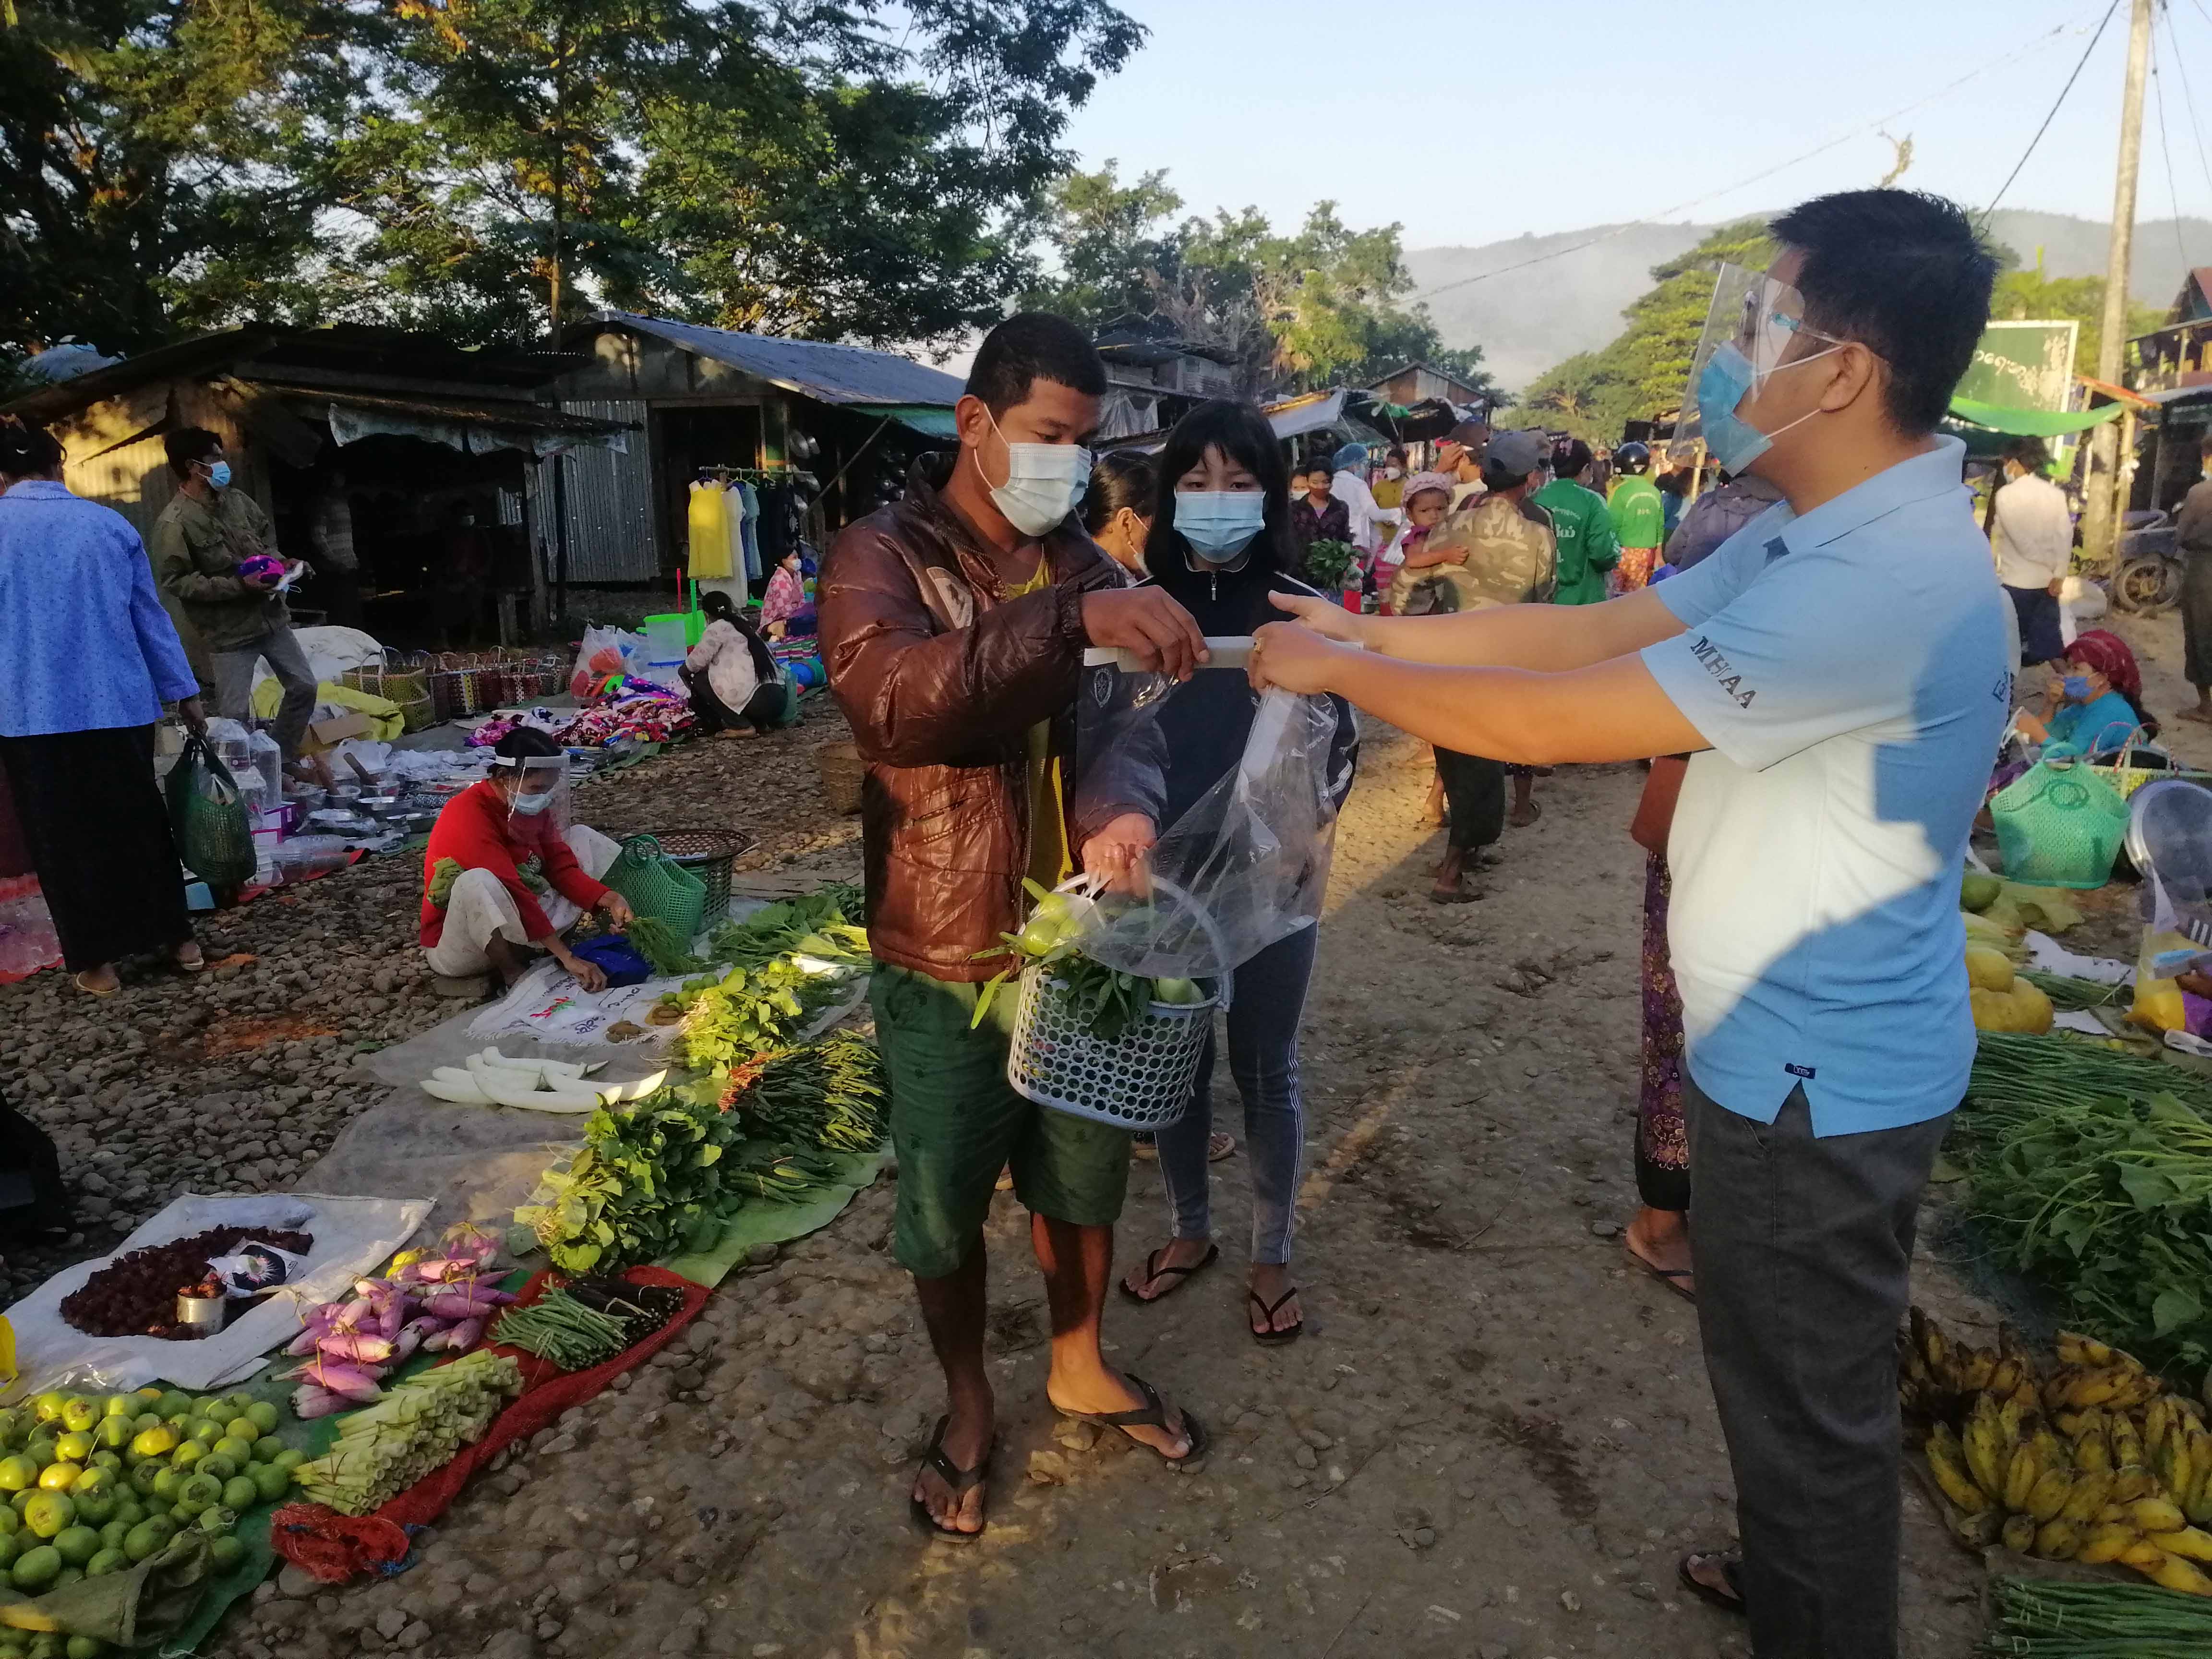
1686;1078;1951;1659
210;626;318;763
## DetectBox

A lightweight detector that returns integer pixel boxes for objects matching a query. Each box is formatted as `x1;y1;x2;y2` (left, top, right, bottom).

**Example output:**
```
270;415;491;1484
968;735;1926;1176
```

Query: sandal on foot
1625;1245;1695;1303
1118;1243;1219;1305
908;1416;991;1543
1207;1132;1237;1163
1248;1285;1303;1346
1056;1373;1208;1468
72;972;119;998
1677;1552;1745;1614
1428;886;1481;905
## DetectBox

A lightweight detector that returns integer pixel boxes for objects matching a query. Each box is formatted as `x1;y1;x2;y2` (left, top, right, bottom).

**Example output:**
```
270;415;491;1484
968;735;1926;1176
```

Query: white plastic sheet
2;1191;431;1396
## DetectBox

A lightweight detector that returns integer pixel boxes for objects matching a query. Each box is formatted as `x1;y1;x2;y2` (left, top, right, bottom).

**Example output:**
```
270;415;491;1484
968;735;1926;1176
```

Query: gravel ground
4;696;2039;1659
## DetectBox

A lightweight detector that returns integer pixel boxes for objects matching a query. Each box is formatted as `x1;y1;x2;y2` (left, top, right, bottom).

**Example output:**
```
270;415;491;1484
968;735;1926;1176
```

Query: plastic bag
1070;658;1347;982
164;733;256;890
204;1240;310;1295
569;625;644;699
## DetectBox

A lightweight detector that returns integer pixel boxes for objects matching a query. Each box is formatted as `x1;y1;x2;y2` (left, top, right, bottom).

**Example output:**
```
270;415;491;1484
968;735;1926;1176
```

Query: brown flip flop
1625;1244;1695;1303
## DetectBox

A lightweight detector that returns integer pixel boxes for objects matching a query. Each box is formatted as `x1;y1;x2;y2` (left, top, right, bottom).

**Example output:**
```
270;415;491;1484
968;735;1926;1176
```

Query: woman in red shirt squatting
419;728;634;990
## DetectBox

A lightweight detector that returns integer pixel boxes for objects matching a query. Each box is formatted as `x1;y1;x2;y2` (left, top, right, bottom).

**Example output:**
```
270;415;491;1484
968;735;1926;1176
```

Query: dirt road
201;716;2015;1659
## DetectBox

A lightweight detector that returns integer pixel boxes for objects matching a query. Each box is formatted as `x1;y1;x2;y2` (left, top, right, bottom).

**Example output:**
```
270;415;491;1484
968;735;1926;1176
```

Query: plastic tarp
2;1191;431;1395
1945;395;2125;436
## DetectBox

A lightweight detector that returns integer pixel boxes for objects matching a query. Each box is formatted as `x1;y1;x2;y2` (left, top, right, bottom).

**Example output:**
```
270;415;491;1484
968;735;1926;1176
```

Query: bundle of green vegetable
970;879;1205;1035
627;914;706;977
1983;1574;2212;1654
289;1350;521;1516
492;1277;684;1370
669;958;827;1072
727;1144;847;1204
702;884;868;971
513;1085;738;1273
1960;1039;2212;1369
722;1033;887;1153
2019;971;2131;1012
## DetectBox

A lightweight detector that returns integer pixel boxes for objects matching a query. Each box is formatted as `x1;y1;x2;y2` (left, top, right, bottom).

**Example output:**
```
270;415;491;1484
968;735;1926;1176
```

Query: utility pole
2083;0;2154;568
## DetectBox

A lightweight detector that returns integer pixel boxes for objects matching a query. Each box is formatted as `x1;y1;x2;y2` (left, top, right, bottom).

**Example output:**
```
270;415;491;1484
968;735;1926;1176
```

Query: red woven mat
272;1266;709;1582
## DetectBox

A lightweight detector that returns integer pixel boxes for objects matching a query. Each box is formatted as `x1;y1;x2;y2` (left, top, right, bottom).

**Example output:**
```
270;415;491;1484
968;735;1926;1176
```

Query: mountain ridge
1410;209;2212;392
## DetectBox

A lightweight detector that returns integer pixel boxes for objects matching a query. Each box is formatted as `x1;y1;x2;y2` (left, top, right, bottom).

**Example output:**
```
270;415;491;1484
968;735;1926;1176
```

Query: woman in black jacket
1097;399;1358;1345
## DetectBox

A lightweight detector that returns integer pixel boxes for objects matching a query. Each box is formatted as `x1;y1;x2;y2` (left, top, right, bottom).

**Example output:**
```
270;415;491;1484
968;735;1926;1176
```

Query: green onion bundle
1983;1575;2212;1654
626;914;706;976
2020;971;2131;1013
727;1034;887;1154
1966;1033;2212;1123
727;1144;844;1203
290;1350;521;1515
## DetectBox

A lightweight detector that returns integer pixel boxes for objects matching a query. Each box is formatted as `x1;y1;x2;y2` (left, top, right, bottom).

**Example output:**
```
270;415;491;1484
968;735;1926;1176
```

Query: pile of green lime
0;1385;298;1631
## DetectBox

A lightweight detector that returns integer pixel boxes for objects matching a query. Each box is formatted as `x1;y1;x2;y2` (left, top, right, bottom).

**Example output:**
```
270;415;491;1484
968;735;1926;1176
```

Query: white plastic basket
1003;874;1230;1131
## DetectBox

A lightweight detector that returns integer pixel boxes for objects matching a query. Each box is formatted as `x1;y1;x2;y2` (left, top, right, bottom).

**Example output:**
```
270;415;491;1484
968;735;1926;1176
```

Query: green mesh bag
602;834;707;940
164;734;256;890
1990;760;2129;890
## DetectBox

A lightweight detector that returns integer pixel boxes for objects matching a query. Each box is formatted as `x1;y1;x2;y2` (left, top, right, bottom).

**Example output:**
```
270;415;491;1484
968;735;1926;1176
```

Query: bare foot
2183;706;2212;726
912;1396;994;1535
1509;798;1541;829
1249;1261;1301;1337
1121;1237;1215;1302
1423;776;1446;826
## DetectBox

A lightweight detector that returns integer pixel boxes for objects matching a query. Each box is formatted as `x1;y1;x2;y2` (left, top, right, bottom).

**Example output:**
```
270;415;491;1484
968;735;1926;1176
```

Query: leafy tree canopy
1989;256;2164;378
1;0;1143;356
1022;160;1500;401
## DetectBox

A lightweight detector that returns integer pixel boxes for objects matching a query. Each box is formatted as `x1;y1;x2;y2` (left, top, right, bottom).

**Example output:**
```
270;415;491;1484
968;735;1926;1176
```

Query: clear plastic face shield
494;753;570;830
1676;263;1851;471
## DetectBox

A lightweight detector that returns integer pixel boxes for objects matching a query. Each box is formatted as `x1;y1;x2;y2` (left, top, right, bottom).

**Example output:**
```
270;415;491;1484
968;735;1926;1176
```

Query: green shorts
869;963;1132;1279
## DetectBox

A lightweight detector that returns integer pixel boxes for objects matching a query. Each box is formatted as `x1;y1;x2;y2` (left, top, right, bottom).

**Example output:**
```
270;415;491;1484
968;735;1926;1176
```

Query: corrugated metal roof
592;312;963;409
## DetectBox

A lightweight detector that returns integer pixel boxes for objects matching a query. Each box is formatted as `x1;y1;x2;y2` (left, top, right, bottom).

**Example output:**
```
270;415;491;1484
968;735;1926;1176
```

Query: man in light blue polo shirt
1245;189;2004;1659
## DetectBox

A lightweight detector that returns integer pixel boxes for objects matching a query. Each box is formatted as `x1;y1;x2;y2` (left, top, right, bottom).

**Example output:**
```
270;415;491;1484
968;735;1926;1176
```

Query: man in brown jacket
820;313;1209;1540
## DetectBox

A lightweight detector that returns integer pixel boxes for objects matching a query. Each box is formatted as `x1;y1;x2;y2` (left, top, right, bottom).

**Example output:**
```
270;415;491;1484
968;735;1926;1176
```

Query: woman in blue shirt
0;422;207;995
2015;628;2154;756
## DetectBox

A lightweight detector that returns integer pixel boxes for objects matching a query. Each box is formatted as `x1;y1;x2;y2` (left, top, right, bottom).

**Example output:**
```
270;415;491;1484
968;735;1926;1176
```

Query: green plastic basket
602;834;707;941
1991;760;2130;890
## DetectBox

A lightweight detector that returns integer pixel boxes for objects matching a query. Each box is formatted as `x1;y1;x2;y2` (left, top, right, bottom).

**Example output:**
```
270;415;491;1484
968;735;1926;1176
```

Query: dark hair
1141;400;1295;600
1552;437;1593;479
2200;433;2212;460
699;589;737;622
2002;436;2050;473
164;426;223;480
1768;190;1997;436
1082;450;1157;535
699;589;778;683
492;727;563;765
1386;445;1407;463
964;312;1107;415
0;422;63;478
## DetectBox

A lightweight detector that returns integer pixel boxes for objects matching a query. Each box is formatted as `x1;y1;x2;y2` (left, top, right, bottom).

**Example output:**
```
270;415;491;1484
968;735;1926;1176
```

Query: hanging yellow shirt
687;482;734;579
1005;558;1070;891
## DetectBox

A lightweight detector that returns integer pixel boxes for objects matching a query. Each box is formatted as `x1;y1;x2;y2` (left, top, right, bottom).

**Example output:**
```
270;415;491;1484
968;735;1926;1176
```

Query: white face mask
1383;466;1404;480
974;406;1089;537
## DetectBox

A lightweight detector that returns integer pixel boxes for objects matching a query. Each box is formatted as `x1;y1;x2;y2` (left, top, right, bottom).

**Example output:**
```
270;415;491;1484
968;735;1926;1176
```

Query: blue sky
1056;0;2212;254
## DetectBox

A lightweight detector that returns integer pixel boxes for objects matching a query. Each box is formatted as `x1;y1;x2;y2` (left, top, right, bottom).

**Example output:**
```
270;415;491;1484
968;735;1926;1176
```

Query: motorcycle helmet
1613;441;1652;476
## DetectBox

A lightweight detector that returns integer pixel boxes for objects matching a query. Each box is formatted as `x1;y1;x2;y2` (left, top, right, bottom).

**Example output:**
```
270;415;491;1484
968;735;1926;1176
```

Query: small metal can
176;1291;227;1332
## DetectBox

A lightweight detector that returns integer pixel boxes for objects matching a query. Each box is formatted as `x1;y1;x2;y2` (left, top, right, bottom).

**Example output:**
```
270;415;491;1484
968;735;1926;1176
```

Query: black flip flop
908;1416;991;1543
1625;1246;1695;1304
1118;1242;1219;1306
1248;1285;1303;1346
1056;1373;1208;1469
1677;1552;1745;1615
1428;886;1482;905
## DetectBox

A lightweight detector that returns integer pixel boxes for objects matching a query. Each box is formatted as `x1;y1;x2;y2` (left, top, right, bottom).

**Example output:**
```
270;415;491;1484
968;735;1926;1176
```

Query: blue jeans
1156;924;1318;1265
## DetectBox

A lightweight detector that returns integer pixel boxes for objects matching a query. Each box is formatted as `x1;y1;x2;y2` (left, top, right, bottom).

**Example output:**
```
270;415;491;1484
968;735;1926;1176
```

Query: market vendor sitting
2013;628;2156;757
419;728;633;991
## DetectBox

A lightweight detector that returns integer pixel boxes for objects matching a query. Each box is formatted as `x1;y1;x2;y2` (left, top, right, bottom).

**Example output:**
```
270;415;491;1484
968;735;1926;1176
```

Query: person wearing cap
1330;441;1402;557
1531;438;1622;607
1416;426;1556;895
1606;440;1666;593
1248;189;2007;1657
419;727;633;990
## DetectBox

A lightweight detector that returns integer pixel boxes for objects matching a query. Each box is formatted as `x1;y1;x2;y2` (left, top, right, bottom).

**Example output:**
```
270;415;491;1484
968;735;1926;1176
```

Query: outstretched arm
1270;586;1686;672
1246;627;1707;767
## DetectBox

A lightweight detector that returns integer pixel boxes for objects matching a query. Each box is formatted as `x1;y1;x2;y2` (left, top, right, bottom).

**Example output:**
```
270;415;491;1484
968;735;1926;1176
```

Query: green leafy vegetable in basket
970;880;1204;1036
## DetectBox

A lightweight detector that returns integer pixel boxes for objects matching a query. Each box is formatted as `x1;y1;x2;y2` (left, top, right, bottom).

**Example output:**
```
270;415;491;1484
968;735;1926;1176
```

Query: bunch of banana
1904;1310;2212;1597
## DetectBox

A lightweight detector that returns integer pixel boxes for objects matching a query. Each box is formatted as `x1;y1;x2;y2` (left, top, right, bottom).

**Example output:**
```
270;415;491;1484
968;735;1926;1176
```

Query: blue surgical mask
1174;492;1266;562
1695;340;1836;474
510;789;554;816
206;460;232;490
2062;674;2092;701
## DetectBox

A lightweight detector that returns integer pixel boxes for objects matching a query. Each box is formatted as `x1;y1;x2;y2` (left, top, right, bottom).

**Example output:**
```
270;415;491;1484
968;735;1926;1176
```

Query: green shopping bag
164;734;256;890
1990;759;2129;890
602;834;707;940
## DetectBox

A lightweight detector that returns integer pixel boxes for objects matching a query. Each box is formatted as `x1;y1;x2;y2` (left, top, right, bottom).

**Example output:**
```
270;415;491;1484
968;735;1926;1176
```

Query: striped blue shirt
0;480;199;737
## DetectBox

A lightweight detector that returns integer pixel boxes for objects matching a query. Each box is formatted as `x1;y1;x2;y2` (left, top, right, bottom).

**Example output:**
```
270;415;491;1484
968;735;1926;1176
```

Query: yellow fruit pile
1965;943;2054;1035
1904;1310;2212;1595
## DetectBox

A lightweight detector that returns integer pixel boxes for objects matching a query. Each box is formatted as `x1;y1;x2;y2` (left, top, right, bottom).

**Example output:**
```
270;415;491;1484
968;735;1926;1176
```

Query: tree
1025;163;1500;400
1989;255;2164;377
1509;219;1775;442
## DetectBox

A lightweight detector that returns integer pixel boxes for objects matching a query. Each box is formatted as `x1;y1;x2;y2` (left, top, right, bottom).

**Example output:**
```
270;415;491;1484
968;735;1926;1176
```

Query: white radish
470;1069;608;1113
467;1053;550;1094
596;1070;668;1103
421;1076;492;1105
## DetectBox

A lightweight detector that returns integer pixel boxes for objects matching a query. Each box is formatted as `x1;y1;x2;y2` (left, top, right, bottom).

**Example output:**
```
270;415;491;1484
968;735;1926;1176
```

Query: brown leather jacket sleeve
819;521;1095;767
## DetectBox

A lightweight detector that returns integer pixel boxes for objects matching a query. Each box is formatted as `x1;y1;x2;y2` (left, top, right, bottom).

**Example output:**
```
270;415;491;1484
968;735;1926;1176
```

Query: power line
2151;23;2193;275
2166;0;2212;206
1409;11;2096;305
1983;0;2123;219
